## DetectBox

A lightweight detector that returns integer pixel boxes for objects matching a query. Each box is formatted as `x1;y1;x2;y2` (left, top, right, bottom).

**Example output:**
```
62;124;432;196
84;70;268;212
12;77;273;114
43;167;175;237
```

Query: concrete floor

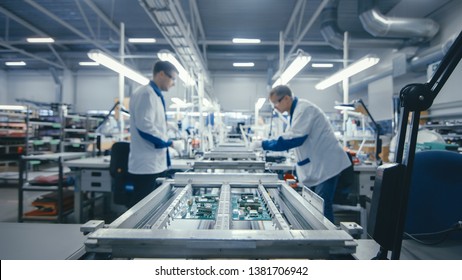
0;187;20;222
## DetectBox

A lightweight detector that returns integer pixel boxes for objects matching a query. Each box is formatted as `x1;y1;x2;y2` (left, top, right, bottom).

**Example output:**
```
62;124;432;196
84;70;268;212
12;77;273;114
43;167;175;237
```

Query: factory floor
0;187;19;222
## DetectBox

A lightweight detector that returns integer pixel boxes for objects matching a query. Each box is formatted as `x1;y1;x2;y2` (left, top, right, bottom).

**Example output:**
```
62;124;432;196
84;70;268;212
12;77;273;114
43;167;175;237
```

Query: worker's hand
250;140;262;151
172;140;185;154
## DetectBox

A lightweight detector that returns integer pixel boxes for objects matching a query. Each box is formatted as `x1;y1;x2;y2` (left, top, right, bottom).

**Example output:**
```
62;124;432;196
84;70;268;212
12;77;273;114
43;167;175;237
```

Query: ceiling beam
83;0;120;36
47;45;67;69
0;5;46;36
0;5;69;53
83;0;138;66
286;0;331;62
24;0;112;54
75;0;97;39
197;39;330;46
190;0;206;40
0;38;65;69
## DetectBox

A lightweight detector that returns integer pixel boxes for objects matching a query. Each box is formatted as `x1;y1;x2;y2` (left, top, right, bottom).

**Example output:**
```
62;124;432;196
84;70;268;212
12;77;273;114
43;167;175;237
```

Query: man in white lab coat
128;61;183;207
253;85;351;222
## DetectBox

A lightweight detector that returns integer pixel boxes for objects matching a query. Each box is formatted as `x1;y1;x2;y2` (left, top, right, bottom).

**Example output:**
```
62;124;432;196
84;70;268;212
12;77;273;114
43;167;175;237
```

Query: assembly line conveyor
81;172;357;259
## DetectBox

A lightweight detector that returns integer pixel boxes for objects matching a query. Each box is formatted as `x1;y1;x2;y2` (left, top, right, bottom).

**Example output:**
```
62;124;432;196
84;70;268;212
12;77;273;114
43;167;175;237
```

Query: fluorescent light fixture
334;104;355;111
0;105;27;110
128;38;156;43
5;61;26;66
203;98;211;108
26;37;54;43
255;98;266;110
272;52;311;88
232;38;261;44
157;50;195;86
169;104;184;109
315;55;380;90
312;63;334;68
79;61;99;66
171;97;192;108
171;97;187;106
233;62;255;67
88;49;149;85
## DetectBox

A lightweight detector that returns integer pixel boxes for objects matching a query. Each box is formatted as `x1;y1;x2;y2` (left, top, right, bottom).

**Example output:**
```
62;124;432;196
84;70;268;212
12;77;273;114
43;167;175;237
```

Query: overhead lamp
334;103;355;111
312;63;334;68
272;51;311;88
255;98;266;111
202;98;211;107
5;61;26;66
79;61;99;66
232;38;261;44
171;97;192;108
26;37;54;43
335;99;381;162
233;62;255;67
315;55;379;90
87;49;149;85
0;105;27;110
171;97;187;106
157;50;195;86
128;38;156;43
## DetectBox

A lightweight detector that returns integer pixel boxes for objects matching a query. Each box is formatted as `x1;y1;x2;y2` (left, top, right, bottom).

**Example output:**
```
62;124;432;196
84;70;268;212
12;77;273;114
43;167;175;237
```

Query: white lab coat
263;98;351;187
128;83;170;174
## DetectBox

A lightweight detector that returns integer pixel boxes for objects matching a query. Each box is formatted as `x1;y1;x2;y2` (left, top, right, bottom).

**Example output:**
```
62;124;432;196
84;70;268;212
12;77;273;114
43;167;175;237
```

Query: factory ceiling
0;0;455;81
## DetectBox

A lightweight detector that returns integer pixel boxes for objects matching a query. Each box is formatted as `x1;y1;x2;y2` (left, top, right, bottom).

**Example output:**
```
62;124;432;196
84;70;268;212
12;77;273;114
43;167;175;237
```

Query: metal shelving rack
18;152;86;223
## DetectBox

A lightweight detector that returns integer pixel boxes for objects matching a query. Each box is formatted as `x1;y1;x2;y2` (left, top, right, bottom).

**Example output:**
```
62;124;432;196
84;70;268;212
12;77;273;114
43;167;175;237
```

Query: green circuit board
175;189;219;220
231;192;272;221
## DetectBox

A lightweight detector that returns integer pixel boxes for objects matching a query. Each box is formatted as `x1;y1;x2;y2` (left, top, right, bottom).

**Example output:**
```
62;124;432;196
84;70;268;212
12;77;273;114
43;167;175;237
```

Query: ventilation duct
410;35;456;71
359;0;439;41
320;0;440;50
349;35;457;93
320;0;403;50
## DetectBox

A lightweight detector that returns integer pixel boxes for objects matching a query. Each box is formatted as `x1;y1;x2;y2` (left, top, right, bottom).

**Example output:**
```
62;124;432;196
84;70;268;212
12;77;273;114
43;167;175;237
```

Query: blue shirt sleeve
137;128;172;148
262;134;308;151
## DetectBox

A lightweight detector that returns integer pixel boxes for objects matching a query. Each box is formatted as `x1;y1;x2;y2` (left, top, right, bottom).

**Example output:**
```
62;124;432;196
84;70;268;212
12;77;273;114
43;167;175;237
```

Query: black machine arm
368;29;462;260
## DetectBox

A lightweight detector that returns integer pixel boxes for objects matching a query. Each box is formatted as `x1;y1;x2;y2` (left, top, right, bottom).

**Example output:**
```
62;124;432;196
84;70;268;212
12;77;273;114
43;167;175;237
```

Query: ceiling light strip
315;55;380;90
272;52;311;88
5;61;26;66
26;37;54;43
87;49;149;85
232;38;261;44
233;62;255;67
158;50;195;86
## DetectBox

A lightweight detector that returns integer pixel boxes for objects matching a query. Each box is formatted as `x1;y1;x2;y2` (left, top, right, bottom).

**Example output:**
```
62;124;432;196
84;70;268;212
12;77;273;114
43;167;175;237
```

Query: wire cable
404;221;462;246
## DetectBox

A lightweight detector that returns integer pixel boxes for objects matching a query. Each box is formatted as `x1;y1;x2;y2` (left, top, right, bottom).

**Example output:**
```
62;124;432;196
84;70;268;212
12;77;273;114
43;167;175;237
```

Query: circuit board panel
231;191;272;221
174;187;219;220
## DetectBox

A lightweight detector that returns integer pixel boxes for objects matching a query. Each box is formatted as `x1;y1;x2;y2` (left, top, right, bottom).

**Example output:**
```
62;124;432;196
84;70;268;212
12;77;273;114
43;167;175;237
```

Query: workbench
0;222;86;259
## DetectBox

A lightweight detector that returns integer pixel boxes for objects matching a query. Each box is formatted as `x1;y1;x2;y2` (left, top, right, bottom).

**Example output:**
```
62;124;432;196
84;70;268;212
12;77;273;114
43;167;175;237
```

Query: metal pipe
359;0;439;40
320;0;403;50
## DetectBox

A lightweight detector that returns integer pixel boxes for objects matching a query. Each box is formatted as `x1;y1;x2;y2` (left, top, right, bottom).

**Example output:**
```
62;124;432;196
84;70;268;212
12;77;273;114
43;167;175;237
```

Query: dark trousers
128;171;168;208
310;174;340;223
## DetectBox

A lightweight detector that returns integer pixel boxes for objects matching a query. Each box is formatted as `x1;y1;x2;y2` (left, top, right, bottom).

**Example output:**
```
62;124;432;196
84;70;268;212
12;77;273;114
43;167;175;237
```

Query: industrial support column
118;22;125;141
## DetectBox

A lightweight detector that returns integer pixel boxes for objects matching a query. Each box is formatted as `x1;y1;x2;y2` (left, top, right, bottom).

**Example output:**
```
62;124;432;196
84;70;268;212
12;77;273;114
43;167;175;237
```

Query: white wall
212;74;341;113
74;72;119;112
289;78;342;113
6;71;56;104
368;76;394;121
1;69;190;113
212;74;268;112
